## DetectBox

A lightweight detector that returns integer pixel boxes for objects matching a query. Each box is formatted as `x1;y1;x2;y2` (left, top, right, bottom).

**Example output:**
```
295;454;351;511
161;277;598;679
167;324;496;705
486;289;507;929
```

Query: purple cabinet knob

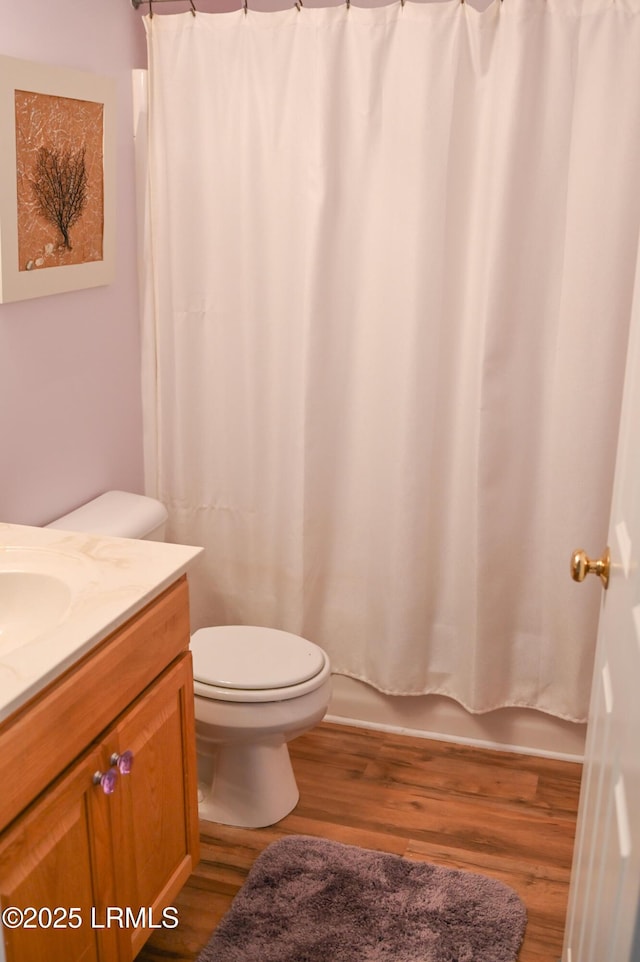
93;767;118;794
110;750;134;775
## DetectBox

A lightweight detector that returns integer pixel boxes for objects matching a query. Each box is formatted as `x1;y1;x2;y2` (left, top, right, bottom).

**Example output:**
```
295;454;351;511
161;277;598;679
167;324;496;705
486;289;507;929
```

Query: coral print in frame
0;56;115;302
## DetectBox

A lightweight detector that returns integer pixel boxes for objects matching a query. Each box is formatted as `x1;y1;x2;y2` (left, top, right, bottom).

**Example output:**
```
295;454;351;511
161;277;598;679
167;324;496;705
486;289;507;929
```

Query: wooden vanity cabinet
0;577;200;962
0;741;116;962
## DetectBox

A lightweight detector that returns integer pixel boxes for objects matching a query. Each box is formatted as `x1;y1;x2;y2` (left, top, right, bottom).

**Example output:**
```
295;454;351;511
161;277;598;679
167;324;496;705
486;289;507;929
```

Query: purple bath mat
197;834;527;961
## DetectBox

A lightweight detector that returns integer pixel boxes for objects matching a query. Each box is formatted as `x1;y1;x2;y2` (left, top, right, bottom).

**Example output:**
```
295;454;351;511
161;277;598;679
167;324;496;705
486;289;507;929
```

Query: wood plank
137;721;582;962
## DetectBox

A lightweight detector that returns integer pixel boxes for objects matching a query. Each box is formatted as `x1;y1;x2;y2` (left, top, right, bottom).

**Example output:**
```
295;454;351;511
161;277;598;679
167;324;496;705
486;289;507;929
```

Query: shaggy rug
197;835;527;962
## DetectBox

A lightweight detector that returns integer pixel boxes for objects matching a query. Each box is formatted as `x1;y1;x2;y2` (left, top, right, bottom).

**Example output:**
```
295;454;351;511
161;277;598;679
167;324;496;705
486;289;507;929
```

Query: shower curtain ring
189;0;197;14
244;0;248;14
148;0;154;16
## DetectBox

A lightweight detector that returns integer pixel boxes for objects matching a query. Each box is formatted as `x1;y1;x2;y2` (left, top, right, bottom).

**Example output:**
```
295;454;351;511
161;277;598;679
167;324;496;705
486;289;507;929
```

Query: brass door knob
570;547;610;589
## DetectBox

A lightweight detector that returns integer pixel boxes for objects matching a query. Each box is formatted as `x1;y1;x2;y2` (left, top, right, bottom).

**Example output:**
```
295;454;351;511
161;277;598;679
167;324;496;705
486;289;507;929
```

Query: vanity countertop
0;522;203;724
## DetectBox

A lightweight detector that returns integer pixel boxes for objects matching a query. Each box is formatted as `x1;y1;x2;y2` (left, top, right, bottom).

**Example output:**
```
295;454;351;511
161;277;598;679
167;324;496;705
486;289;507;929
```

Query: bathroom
2;0;640;960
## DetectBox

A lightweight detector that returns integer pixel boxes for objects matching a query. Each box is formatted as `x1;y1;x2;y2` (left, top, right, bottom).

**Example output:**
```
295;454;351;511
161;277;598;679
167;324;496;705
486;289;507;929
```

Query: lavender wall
0;3;147;526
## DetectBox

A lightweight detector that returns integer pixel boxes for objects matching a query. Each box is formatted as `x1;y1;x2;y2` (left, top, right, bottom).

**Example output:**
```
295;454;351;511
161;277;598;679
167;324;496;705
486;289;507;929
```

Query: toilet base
197;739;300;828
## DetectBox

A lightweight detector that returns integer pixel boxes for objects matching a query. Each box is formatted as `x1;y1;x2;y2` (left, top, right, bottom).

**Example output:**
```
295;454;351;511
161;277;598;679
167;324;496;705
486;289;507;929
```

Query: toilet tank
46;491;168;542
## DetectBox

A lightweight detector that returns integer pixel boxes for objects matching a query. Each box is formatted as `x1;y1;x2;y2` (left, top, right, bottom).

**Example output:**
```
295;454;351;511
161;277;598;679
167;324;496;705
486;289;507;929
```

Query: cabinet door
109;653;200;961
0;745;119;962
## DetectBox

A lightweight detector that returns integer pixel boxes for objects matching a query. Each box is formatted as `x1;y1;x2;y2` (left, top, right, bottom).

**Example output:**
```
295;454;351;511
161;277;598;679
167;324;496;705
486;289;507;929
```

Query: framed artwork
0;56;116;303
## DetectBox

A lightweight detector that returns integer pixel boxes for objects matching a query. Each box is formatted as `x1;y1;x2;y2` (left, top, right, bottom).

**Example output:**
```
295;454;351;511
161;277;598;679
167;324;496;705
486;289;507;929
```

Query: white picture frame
0;56;116;303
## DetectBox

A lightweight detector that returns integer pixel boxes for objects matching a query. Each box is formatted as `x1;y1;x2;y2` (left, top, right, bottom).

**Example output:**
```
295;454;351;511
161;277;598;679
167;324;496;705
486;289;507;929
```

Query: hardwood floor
137;721;582;962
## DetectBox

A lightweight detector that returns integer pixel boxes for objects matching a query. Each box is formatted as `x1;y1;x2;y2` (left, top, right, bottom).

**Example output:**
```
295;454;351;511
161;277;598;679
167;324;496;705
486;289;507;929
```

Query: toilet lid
190;625;325;690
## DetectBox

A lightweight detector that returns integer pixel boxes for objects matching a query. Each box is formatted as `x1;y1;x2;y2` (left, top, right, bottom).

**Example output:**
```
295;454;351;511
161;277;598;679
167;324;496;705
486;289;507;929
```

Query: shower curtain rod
131;0;197;13
131;0;498;12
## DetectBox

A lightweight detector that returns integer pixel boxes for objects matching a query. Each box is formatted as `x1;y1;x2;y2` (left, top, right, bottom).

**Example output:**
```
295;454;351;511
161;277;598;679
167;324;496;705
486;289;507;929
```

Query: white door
562;234;640;962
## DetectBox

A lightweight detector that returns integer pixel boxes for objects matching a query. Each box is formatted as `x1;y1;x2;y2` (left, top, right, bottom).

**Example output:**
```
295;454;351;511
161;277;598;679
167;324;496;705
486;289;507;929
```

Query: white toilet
191;624;331;827
47;490;332;829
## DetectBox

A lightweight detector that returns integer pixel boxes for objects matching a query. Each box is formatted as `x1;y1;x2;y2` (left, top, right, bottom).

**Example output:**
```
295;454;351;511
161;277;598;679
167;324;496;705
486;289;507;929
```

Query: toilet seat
191;626;330;703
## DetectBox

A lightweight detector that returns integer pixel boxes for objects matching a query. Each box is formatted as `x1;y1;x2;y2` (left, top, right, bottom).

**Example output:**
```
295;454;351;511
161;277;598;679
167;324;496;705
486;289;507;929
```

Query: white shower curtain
143;0;640;721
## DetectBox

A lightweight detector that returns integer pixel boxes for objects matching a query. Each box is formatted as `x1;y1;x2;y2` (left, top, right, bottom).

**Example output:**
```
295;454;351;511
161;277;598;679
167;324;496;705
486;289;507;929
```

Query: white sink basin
0;570;72;655
0;523;203;724
0;545;91;658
